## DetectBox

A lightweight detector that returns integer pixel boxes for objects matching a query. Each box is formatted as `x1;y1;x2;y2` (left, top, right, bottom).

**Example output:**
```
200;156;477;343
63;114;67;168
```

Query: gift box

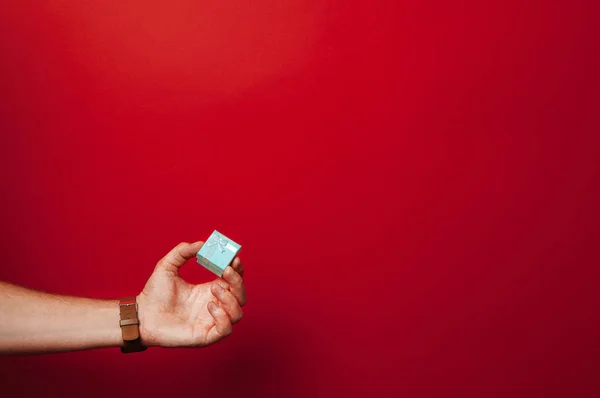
196;230;242;277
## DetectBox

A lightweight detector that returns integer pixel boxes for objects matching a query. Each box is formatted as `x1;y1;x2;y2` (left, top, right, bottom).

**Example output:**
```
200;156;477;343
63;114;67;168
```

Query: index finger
222;265;246;306
231;257;244;277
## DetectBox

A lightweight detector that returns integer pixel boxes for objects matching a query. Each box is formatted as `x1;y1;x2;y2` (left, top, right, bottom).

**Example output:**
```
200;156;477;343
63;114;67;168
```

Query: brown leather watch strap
119;296;147;353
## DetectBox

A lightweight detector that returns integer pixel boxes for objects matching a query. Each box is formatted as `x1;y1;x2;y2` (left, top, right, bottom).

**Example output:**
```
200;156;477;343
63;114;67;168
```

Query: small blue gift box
196;230;241;277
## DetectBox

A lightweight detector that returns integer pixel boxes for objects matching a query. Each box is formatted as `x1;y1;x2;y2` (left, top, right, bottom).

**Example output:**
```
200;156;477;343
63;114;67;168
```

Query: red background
1;0;599;397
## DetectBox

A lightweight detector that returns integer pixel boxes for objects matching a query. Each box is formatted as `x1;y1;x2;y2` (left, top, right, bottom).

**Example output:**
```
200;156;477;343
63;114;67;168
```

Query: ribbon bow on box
206;233;229;257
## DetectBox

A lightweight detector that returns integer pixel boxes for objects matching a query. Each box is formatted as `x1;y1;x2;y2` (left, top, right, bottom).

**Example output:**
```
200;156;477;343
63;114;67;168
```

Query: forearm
0;281;122;354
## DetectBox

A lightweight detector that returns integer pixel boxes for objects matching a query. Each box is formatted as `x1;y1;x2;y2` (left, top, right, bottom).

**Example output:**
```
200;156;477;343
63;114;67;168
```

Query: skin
0;241;246;354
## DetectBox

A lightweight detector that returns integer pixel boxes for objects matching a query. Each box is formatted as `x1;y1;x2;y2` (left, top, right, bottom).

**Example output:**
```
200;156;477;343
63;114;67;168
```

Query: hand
136;241;246;348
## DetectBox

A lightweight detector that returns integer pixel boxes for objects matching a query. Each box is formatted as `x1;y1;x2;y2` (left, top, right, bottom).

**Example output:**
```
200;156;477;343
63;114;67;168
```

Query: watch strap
119;296;147;353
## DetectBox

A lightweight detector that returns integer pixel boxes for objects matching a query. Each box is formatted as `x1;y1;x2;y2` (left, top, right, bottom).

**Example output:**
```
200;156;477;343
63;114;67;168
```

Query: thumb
156;241;204;273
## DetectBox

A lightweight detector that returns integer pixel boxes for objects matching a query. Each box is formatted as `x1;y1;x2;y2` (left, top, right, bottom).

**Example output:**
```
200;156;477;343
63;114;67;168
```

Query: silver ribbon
205;233;229;261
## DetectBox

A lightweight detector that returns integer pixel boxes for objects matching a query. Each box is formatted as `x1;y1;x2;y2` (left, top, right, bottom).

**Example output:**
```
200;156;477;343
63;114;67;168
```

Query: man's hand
137;241;246;348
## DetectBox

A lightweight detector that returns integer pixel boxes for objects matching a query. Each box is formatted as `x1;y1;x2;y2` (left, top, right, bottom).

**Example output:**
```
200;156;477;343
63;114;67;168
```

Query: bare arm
0;241;246;355
0;282;121;354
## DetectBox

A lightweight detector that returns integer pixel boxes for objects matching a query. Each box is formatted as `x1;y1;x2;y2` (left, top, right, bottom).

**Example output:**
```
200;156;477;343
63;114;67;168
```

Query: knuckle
155;260;171;274
218;280;230;290
239;287;247;305
170;243;186;256
234;263;244;275
229;271;242;283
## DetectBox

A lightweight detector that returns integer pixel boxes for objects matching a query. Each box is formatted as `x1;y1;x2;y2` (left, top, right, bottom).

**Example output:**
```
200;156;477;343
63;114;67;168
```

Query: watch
119;296;147;353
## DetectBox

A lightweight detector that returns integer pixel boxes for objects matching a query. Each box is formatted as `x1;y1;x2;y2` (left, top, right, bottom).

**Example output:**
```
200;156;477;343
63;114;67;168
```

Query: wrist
117;296;148;353
136;293;155;347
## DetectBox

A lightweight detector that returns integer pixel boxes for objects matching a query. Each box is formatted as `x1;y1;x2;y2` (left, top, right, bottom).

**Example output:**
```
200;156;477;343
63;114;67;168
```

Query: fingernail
208;302;217;311
214;284;224;294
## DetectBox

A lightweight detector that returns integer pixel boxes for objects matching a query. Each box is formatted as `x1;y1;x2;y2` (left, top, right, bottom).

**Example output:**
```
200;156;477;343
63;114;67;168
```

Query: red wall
1;1;599;397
